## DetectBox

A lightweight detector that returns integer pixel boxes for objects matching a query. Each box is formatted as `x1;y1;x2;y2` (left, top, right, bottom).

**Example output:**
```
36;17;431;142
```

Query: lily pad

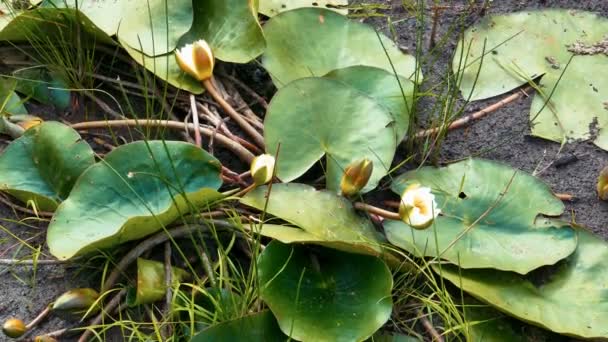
14;68;70;110
325;65;414;142
257;241;393;341
240;183;384;256
178;0;266;63
0;79;27;115
385;158;576;274
259;0;348;17
47;141;223;260
437;229;608;339
0;121;95;211
463;301;527;342
264;78;396;192
191;311;287;342
262;7;419;87
454;9;608;150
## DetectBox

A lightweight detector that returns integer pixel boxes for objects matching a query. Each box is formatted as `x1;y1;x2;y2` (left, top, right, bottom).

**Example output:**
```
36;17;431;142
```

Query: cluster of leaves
0;2;607;341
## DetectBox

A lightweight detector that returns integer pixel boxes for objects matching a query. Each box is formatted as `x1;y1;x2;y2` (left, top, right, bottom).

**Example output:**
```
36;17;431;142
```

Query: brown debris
566;36;608;56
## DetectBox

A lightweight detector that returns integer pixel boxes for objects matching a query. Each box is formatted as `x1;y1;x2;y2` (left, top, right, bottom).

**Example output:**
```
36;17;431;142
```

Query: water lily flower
340;158;373;196
399;184;440;229
175;39;215;81
2;318;26;338
251;154;275;186
598;166;608;200
52;288;100;315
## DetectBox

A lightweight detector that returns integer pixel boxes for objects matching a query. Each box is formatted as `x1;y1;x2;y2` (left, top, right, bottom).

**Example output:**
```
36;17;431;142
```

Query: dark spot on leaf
312;2;319;6
593;86;598;92
491;50;498;55
458;192;467;199
281;4;286;8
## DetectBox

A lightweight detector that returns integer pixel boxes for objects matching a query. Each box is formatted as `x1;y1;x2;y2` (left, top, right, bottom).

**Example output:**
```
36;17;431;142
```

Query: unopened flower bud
2;318;26;338
399;184;440;229
250;154;275;186
10;114;43;131
598;166;608;201
175;40;215;81
52;288;99;314
340;158;373;196
35;336;58;342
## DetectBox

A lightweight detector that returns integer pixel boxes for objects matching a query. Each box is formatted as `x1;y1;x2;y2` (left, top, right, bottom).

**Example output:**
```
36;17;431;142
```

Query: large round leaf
178;0;265;63
44;0;192;56
0;121;95;211
385;158;576;274
262;8;419;87
264;77;396;192
454;10;608;150
240;183;384;256
436;229;608;339
259;0;348;17
191;311;286;342
47;141;222;260
258;241;393;342
325;66;414;142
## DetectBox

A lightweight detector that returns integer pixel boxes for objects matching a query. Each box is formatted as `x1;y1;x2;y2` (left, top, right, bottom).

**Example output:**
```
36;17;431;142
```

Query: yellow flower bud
35;336;58;342
175;39;215;81
340;158;373;196
52;288;99;315
10;114;43;131
598;166;608;200
2;318;26;338
250;154;275;186
399;184;440;229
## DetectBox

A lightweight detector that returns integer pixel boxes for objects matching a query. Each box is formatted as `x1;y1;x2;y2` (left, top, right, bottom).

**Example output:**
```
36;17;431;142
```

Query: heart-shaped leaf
264;77;396;192
324;65;414;142
436;229;608;339
257;241;393;341
44;0;192;56
385;158;576;274
178;0;266;63
0;121;95;211
262;7;419;87
240;183;385;256
454;9;608;150
47;141;222;260
259;0;348;17
191;311;287;342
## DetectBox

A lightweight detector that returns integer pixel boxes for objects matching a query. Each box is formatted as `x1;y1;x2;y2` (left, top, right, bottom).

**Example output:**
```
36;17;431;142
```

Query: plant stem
25;306;51;330
219;73;268;110
0;194;54;218
203;78;266;149
353;202;400;220
78;289;126;342
70;120;254;163
162;241;173;340
415;87;531;138
189;94;202;147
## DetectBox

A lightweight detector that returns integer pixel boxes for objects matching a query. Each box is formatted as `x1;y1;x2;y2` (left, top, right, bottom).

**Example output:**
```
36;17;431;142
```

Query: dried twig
0;194;54;217
353;202;400;220
190;94;202;147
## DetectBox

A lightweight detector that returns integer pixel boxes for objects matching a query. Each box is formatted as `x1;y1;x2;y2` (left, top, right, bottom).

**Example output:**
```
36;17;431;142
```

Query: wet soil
0;0;607;341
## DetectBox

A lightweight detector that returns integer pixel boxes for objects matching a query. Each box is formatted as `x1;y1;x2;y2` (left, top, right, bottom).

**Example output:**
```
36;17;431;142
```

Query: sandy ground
0;0;606;341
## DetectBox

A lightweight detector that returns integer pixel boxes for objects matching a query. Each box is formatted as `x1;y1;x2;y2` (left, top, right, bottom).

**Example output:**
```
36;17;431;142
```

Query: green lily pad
437;229;608;339
463;301;527;342
240;183;384;256
178;0;266;63
191;311;287;342
120;40;203;94
258;241;393;341
324;65;414;142
259;0;348;17
385;158;576;274
14;68;70;110
44;0;192;56
0;78;27;115
264;78;396;192
0;121;95;211
262;7;419;87
0;7;114;45
454;9;608;150
47;141;223;260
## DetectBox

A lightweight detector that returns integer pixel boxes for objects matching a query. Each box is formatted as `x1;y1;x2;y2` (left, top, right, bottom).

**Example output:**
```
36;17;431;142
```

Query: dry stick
101;221;235;292
203;78;266;149
0;258;70;265
83;92;125;119
70;120;254;163
420;310;444;342
162;242;173;340
25;306;51;331
198;103;262;154
353;202;401;221
219;73;269;110
415;87;532;138
0;194;54;217
220;77;265;130
78;289;127;342
189;94;202;147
